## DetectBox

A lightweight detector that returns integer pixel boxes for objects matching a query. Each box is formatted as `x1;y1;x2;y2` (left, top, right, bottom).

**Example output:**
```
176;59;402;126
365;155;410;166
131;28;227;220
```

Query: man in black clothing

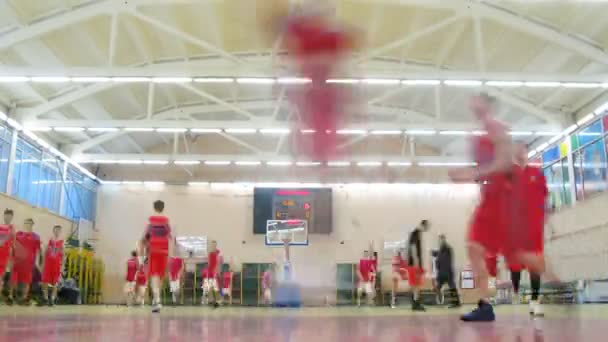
435;234;461;308
407;220;429;311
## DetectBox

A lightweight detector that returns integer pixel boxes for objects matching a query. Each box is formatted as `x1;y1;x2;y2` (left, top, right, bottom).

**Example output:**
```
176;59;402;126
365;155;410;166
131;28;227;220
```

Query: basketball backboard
266;219;309;246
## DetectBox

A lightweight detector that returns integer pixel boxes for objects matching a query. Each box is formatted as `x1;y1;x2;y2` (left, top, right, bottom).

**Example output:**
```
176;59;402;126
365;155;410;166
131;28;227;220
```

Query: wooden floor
1;304;606;341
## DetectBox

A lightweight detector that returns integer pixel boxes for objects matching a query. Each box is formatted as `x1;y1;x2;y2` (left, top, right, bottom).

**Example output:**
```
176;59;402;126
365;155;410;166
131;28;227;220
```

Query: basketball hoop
280;230;292;245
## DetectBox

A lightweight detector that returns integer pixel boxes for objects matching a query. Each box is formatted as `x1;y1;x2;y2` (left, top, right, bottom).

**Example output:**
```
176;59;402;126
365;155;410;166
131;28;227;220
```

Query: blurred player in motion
449;94;553;322
206;240;223;308
263;1;360;161
8;218;41;306
124;250;139;306
135;260;148;307
221;265;234;305
390;250;408;309
356;250;375;307
262;264;274;306
39;225;64;306
407;220;429;312
434;234;461;308
168;255;184;306
201;268;211;305
0;209;14;303
140;200;173;313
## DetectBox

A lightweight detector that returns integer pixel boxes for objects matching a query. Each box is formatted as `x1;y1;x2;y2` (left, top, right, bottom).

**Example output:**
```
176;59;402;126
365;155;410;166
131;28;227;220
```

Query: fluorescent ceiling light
362;79;400;85
125;128;154;132
472;130;487;136
594;101;608;115
357;161;383;167
534;131;557;136
87;127;119;132
259;128;290;135
204;161;231;166
536;142;550;152
277;77;311;84
439;130;469;135
336;129;367;135
101;181;122;185
225;128;257;134
0;76;29;82
443;80;482;87
189;181;209;186
143;181;165;185
156;128;187;133
30;77;70;83
190;128;221;133
371;130;402;135
28;127;52;132
174;160;201;165
54;127;85;132
562;82;601;88
548;134;564;145
387;162;412;167
236;78;275;84
527;150;537;158
327;161;351;167
71;77;111;83
419;162;475;167
405;130;436;135
300;129;316;134
577;113;596;126
235;161;261;166
266;161;292;166
402;80;440;85
326;79;360;84
194;77;234;83
92;160;117;164
509;131;533;136
117;160;143;165
121;181;143;185
485;81;523;87
112;77;151;83
563;124;578;135
142;160;169;165
524;81;561;87
152;77;192;83
296;161;321;166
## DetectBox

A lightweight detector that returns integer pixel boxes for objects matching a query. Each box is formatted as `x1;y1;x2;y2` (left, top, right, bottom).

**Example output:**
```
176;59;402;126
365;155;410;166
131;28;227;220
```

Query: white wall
96;183;479;304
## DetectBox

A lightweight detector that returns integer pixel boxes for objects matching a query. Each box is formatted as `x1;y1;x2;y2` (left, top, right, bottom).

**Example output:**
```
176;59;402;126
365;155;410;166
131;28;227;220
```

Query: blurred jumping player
0;209;14;303
140;200;173;313
39;225;64;306
124;250;139;306
8;218;41;306
206;240;222;308
407;220;429;312
221;265;233;305
449;94;552;322
168;255;184;305
435;234;461;308
356;250;374;307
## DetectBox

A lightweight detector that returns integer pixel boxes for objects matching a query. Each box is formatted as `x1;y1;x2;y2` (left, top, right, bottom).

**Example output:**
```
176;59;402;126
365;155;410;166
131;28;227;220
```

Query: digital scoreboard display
253;188;332;235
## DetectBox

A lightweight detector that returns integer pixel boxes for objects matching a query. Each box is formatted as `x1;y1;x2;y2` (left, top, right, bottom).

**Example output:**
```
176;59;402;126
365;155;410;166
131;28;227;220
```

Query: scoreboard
273;190;313;226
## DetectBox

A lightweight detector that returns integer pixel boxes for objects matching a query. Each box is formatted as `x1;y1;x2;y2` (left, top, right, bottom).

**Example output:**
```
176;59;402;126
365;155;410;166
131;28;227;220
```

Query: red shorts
10;262;34;285
42;261;61;285
148;253;168;278
485;255;498;277
0;255;8;274
136;273;147;286
407;267;424;287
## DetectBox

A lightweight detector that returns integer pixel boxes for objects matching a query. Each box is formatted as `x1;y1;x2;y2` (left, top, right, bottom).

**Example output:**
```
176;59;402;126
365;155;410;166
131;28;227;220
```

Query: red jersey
135;264;147;286
169;257;183;280
45;239;64;263
145;216;171;256
359;259;372;282
0;224;13;260
13;231;41;264
223;272;233;289
126;257;138;282
392;255;407;273
261;271;272;289
521;165;548;221
207;249;221;276
285;16;354;59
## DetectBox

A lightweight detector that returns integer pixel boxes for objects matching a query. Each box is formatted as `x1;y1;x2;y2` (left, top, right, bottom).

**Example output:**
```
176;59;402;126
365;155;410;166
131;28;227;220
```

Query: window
12;138;42;205
581;139;608;197
0;124;11;193
544;158;571;210
61;167;96;221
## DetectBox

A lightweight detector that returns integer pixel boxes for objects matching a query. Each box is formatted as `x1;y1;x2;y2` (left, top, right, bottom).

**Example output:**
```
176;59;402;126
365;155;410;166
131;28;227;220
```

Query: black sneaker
19;298;32;306
5;297;14;306
461;300;495;322
412;301;426;312
213;302;219;309
37;298;48;307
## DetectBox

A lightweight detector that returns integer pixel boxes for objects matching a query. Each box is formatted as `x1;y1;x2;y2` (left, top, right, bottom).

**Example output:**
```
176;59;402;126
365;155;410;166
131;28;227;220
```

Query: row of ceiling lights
31;126;558;137
80;160;475;167
101;181;480;187
1;76;608;88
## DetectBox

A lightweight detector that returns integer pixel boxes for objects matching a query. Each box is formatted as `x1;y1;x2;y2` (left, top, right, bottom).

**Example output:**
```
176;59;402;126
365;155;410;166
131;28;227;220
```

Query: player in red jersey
135;261;148;307
39;225;64;306
390;250;408;309
356;250;375;307
221;265;233;305
0;209;14;302
140;200;174;313
206;240;223;308
168;256;184;305
124;250;139;306
262;264;274;306
8;218;41;306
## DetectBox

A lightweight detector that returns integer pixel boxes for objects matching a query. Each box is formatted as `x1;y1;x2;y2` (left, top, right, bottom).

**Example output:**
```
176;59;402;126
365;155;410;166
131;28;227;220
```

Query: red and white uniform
144;216;171;278
262;271;272;290
207;249;221;278
0;224;14;273
392;255;408;280
136;264;147;287
10;231;41;285
42;239;64;285
222;271;233;295
169;256;183;292
126;257;138;282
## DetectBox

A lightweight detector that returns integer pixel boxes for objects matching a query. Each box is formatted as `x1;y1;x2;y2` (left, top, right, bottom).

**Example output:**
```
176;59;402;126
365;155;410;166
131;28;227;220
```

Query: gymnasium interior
1;0;608;341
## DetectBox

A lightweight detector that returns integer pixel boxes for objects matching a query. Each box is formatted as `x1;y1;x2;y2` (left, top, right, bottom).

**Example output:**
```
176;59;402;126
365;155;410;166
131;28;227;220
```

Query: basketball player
449;94;551;321
39;225;64;306
140;200;173;313
262;264;274;306
356;250;374;307
124;250;139;306
0;209;14;303
206;240;222;308
201;267;211;305
134;261;148;307
390;250;408;309
407;220;429;311
221;265;233;305
435;234;461;308
168;255;184;305
7;218;41;306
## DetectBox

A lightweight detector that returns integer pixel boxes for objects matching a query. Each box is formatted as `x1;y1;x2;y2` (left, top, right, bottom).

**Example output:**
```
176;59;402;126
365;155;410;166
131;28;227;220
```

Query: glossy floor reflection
1;305;606;342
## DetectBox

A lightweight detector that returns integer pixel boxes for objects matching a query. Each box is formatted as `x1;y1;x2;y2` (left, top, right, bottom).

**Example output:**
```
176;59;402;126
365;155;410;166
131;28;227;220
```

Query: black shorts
436;272;456;289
